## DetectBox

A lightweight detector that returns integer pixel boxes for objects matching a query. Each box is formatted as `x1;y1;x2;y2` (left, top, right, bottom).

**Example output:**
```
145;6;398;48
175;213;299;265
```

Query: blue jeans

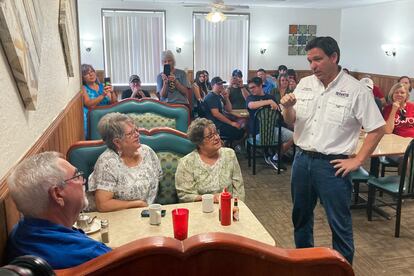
291;150;354;264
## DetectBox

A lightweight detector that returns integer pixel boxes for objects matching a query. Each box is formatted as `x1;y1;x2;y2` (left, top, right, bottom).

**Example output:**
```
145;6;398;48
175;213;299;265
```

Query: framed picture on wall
0;0;42;110
59;0;77;77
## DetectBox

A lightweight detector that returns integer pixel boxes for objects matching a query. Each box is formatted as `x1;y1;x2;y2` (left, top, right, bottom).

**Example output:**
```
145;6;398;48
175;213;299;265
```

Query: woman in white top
88;113;162;212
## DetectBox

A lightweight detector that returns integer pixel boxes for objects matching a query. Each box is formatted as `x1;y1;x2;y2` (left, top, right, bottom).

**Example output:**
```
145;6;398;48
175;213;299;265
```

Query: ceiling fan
182;1;250;11
182;1;249;22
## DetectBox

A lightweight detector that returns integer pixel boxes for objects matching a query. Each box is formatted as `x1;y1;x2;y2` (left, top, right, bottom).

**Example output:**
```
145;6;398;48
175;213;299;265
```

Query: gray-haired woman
156;50;190;104
88;113;162;212
175;118;245;203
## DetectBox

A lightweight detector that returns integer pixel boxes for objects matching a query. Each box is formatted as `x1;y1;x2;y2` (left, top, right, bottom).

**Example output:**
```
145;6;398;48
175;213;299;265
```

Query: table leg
368;156;392;220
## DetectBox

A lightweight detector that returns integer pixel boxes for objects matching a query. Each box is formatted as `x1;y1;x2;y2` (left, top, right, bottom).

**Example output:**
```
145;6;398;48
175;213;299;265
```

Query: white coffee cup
149;204;162;225
202;194;214;213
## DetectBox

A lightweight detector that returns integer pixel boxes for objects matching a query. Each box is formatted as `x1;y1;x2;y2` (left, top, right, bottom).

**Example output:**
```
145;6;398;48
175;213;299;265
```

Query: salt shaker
100;219;109;243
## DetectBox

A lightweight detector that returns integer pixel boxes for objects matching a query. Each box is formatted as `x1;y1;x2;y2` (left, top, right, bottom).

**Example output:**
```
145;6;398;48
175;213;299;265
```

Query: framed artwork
59;0;77;77
288;24;317;56
0;0;42;110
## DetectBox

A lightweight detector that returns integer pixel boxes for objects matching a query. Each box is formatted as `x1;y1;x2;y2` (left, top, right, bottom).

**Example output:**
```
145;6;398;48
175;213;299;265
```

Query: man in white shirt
281;36;385;264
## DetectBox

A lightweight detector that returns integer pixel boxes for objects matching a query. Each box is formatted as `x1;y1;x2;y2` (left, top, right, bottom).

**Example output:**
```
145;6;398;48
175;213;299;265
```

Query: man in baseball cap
228;69;249;109
204;76;244;142
122;74;150;99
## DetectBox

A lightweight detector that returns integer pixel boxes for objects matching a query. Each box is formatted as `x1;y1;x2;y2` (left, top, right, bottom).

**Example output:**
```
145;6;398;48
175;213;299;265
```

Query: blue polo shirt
7;217;111;269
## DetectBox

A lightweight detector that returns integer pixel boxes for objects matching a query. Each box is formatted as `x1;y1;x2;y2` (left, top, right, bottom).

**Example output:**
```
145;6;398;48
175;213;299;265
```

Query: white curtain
193;13;249;82
103;10;165;84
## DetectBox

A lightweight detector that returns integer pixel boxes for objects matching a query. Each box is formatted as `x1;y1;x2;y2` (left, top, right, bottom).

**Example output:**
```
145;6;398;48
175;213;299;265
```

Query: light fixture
381;44;397;57
175;38;184;54
260;48;266;55
205;10;226;23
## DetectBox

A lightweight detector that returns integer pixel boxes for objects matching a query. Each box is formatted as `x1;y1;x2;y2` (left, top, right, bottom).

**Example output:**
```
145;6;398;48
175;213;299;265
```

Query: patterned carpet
238;153;414;276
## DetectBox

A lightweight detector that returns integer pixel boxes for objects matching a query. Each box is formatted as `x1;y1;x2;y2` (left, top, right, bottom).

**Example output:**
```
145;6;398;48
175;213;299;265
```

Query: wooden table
85;200;275;248
354;133;412;218
356;133;412;177
229;109;249;118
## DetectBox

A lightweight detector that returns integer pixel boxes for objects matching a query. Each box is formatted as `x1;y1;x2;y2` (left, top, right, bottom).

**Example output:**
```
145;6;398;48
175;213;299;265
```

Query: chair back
140;128;196;204
253;106;282;146
399;139;414;195
67;128;195;206
88;98;190;139
66;140;107;190
55;233;354;276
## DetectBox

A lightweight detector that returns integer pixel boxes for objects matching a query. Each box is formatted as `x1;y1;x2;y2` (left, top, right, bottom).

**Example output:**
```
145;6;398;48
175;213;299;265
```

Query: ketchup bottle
220;188;232;226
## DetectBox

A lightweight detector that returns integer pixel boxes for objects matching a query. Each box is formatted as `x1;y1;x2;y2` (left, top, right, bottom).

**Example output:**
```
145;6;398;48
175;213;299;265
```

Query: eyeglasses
61;169;85;186
124;127;139;139
204;129;220;141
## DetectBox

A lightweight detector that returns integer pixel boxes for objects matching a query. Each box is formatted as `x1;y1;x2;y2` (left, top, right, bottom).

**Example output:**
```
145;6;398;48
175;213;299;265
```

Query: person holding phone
81;64;117;138
122;75;151;100
228;69;250;109
156;50;190;105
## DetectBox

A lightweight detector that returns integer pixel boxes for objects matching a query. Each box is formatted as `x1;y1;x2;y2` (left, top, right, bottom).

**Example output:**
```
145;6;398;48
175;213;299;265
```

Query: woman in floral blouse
175;118;245;203
88;113;162;212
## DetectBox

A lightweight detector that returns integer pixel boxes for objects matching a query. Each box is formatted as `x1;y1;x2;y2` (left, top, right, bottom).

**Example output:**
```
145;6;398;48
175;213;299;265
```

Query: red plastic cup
172;208;189;240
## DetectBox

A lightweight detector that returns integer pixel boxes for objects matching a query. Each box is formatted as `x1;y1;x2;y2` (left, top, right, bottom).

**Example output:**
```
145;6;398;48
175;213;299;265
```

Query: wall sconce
176;47;182;54
381;44;397;57
260;48;266;55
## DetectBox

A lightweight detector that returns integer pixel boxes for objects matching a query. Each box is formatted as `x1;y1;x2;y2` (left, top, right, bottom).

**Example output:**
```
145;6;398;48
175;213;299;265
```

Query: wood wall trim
0;92;84;264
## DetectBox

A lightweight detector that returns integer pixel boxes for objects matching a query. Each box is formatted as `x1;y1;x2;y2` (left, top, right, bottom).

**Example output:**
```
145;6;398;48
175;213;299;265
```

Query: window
102;10;165;85
193;13;249;82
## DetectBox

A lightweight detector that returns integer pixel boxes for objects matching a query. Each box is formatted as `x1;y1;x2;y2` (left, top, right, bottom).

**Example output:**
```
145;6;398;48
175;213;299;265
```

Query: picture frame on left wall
0;0;43;110
59;0;77;77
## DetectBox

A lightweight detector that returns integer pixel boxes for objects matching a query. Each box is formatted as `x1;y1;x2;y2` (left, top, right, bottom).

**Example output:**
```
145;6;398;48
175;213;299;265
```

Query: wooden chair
67;127;195;206
367;139;414;237
55;232;354;276
246;107;282;175
87;98;190;140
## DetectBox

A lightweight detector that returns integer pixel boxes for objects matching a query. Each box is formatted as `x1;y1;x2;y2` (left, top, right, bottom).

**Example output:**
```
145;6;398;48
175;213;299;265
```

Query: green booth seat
88;98;190;140
67;127;195;207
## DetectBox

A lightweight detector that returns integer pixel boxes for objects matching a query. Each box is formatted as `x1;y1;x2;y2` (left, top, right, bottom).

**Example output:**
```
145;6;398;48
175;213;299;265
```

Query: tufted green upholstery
129;113;176;130
88;99;189;140
67;128;195;205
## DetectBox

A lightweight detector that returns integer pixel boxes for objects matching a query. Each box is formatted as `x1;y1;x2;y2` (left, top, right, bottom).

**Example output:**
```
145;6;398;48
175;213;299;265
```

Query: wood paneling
0;92;84;264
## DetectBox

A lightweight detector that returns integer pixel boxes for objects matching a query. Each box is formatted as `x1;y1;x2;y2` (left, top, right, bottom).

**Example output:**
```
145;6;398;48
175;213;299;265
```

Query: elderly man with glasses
6;152;111;269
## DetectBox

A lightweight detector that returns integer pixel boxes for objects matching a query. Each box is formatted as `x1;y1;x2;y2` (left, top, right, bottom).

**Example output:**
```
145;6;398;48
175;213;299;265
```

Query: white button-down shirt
293;71;385;155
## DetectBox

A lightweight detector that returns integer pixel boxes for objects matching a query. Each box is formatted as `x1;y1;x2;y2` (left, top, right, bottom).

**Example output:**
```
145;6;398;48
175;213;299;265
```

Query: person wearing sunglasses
175;118;245;203
6;152;111;269
88;112;162;212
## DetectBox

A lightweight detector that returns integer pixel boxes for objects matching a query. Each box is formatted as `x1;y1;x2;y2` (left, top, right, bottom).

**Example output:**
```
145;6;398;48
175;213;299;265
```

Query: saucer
74;219;101;235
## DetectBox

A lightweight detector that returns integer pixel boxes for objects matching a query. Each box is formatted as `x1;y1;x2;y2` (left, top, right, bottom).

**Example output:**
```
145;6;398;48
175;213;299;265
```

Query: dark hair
202;70;212;90
257;68;266;73
398;75;411;82
278;65;288;71
286;69;297;81
194;71;208;95
248;77;263;86
305;36;340;64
